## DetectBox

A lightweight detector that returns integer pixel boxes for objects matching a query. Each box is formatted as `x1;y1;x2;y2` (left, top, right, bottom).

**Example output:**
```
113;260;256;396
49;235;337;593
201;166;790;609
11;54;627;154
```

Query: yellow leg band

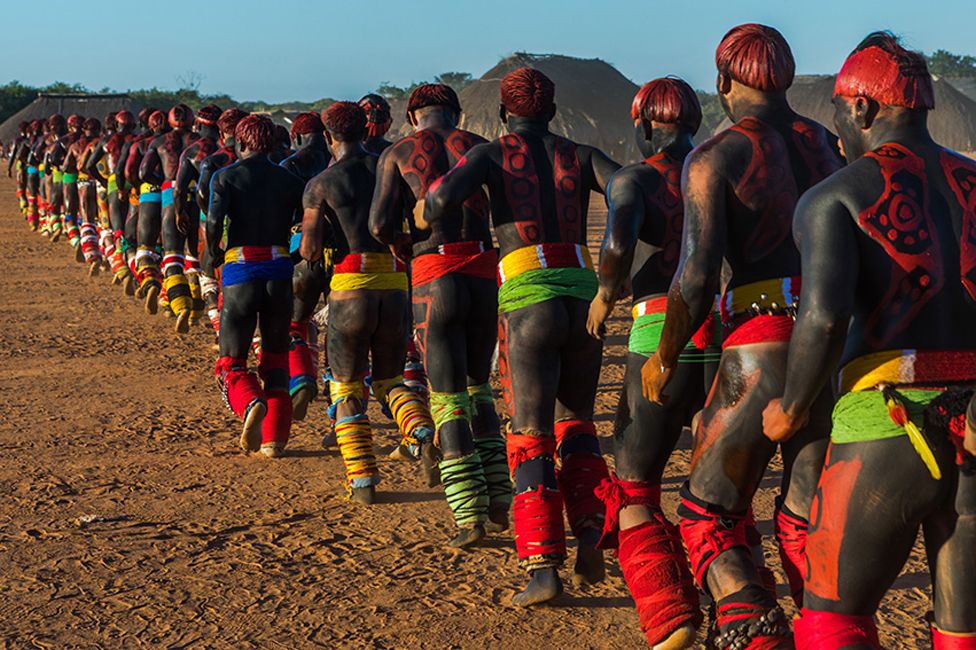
335;412;379;490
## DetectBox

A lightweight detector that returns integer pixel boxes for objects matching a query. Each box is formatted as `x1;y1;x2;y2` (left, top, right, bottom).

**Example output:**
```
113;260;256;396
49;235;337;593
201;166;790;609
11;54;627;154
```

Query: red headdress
322;102;367;141
358;94;392;138
407;84;461;115
83;117;101;134
290;111;324;139
500;67;555;118
217;108;249;137
716;23;795;91
169;104;194;128
138;107;157;128
235;114;275;153
115;111;136;128
67;114;84;130
631;77;702;132
148;111;166;130
834;32;934;110
196;104;222;126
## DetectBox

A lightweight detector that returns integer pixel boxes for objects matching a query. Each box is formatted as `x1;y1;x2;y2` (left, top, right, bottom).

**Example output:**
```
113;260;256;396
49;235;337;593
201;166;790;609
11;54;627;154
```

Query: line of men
7;22;976;650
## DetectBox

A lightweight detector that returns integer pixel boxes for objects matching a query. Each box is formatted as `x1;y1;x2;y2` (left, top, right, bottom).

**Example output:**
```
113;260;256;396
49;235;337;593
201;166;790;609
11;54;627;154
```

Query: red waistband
332;252;406;274
412;243;498;287
162;180;175;190
722;314;794;349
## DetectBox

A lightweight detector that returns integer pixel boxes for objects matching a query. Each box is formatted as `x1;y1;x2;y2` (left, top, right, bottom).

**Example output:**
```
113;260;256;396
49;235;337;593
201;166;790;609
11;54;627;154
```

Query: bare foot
124;275;137;296
239;401;266;453
448;525;485;549
572;529;605;587
485;504;510;533
420;440;441;487
350;486;375;505
260;442;284;459
653;625;697;650
144;285;159;315
512;569;563;607
292;386;312;422
175;311;191;334
74;245;85;263
388;444;418;461
88;261;100;278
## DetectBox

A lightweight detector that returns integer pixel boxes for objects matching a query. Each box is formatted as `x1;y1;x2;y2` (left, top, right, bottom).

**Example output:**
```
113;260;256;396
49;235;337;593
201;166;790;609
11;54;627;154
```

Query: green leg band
430;390;472;432
473;436;512;509
439;452;489;527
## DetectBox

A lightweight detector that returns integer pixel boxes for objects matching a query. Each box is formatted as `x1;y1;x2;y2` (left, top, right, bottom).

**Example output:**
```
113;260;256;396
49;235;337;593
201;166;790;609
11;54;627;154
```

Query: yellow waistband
330;272;407;292
333;251;404;274
721;277;800;320
497;244;593;284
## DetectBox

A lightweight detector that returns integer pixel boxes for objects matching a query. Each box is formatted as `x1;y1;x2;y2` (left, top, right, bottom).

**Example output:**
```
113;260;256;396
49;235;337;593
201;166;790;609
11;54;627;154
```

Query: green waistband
628;311;722;362
831;389;942;444
52;170;63;182
497;267;597;314
62;172;79;184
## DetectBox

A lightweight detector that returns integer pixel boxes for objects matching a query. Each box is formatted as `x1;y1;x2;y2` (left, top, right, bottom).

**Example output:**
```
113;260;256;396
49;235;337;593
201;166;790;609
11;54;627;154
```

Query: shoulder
457;129;489;146
685;128;742;180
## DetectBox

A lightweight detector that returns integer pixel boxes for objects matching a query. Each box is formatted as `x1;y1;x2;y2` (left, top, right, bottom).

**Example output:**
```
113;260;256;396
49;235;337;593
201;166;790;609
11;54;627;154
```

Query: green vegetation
926;49;976;77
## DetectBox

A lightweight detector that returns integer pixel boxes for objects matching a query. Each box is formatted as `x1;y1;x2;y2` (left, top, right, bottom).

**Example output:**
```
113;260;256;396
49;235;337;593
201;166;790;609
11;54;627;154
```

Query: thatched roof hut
714;75;976;152
432;53;639;164
0;93;144;142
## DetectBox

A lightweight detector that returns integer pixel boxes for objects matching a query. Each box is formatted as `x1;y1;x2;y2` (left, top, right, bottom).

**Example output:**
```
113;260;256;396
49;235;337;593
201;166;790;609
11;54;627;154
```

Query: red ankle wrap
775;503;809;607
677;485;749;587
933;627;976;650
619;514;701;646
513;485;566;563
594;475;661;549
215;356;264;418
262;390;292;446
794;609;878;650
258;351;288;378
506;432;554;474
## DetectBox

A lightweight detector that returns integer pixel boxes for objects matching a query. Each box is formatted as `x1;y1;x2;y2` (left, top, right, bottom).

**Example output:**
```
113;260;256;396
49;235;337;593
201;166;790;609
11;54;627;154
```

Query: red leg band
593;474;661;550
513;485;566;562
262;390;292;446
775;502;809;607
677;484;748;587
289;320;317;393
258;351;289;379
215;356;264;419
506;431;553;474
554;419;609;535
619;513;702;646
933;627;976;650
794;609;879;650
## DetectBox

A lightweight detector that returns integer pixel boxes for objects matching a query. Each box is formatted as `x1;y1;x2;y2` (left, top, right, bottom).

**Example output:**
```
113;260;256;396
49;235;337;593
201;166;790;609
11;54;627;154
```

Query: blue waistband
221;257;294;286
140;192;161;204
161;186;174;207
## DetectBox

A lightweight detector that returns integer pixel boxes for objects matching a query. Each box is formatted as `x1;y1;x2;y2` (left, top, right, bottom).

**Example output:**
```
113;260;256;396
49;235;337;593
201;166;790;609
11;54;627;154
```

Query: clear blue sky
1;0;972;102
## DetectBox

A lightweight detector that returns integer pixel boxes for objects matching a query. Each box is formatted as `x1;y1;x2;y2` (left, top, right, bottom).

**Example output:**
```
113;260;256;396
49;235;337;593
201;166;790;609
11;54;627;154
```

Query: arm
299;179;328;263
124;144;142;187
197;158;215;214
423;143;491;227
642;146;727;403
368;148;404;245
174;148;196;233
205;168;229;267
138;142;163;186
587;170;645;338
764;184;858;441
86;142;107;185
583;145;622;194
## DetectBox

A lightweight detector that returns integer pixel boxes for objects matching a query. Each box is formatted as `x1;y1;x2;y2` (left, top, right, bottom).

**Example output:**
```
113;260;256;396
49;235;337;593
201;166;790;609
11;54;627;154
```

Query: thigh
125;203;139;243
219;282;261;359
688;343;787;511
186;209;200;253
555;298;603;420
503;300;567;432
465;275;499;385
327;293;375;381
614;352;703;483
925;465;976;632
413;275;466;392
805;439;939;615
371;290;410;380
259;279;293;354
161;206;184;252
293;258;327;322
138;203;161;244
780;386;833;516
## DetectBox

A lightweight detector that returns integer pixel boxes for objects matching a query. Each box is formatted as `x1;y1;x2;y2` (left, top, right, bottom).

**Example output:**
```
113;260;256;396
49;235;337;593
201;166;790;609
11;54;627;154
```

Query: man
423;67;618;605
586;77;707;648
114;108;157;293
42;114;71;242
173;104;223;326
71;118;103;273
7;121;30;219
763;33;976;649
640;24;843;646
280;111;331;420
140;104;197;332
197;108;250;338
208;114;305;458
89;112;117;272
57;114;90;258
24;120;45;233
300;101;435;504
89;110;138;285
125;109;168;308
359;94;393;154
371;83;512;547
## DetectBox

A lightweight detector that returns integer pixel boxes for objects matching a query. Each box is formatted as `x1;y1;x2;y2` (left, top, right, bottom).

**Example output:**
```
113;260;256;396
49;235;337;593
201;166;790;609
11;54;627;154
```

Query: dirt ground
0;177;933;648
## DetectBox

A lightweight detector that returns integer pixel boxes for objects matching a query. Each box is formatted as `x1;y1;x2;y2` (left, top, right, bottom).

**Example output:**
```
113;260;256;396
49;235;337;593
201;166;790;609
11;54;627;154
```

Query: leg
161;203;192;331
217;281;266;453
414;275;488;547
257;278;294;458
797;438;942;649
328;292;379;502
183;207;205;324
135;191;162;310
289;258;328;419
79;182;103;272
502;300;567;606
600;352;704;648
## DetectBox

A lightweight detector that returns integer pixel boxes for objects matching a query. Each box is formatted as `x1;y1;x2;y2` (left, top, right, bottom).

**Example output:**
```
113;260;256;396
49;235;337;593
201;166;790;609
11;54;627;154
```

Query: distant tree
926;49;976;77
0;81;39;123
695;90;726;135
434;72;474;92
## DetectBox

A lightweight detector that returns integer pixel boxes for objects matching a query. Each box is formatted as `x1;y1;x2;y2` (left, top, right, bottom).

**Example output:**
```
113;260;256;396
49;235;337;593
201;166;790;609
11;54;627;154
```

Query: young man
587;77;707;649
208;114;305;458
640;24;843;646
125;110;168;309
300;102;435;504
764;33;976;649
359;94;394;154
88;111;138;286
371;83;512;547
423;67;619;605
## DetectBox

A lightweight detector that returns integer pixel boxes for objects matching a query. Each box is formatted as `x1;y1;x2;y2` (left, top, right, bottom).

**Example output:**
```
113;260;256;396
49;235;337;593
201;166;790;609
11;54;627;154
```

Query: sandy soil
0;177;933;648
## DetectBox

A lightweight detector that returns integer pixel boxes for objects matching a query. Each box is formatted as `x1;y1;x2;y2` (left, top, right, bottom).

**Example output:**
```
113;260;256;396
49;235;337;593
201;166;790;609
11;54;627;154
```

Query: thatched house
714;75;976;152
0;93;144;143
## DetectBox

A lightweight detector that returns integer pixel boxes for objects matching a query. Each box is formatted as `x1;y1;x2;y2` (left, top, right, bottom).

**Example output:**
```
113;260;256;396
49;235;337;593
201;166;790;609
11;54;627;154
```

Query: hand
390;233;413;265
175;212;188;235
762;398;809;442
586;294;613;340
641;350;673;405
412;197;429;230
